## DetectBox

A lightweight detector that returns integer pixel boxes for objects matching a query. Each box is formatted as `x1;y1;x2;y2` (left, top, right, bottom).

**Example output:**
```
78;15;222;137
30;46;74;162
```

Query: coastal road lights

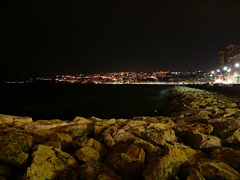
223;66;232;83
234;63;240;83
217;69;223;83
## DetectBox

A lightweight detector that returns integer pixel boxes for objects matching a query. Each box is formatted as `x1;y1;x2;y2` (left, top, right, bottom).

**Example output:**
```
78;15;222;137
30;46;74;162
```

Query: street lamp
235;63;239;68
217;69;223;83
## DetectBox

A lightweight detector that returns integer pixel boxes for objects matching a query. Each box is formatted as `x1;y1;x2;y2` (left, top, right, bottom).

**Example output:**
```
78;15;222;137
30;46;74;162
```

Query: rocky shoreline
0;86;240;179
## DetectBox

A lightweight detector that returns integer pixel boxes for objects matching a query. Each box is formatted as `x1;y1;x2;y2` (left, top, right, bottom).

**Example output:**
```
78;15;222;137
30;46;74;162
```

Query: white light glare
235;63;240;67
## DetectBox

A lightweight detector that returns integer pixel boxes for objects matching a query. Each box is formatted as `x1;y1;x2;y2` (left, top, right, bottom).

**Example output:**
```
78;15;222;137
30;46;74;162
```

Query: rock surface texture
0;86;240;179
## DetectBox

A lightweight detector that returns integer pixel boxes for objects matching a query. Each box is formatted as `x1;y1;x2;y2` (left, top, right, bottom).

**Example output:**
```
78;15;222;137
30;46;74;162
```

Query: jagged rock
112;129;137;144
143;129;175;146
0;145;29;167
105;143;145;163
163;143;188;166
186;168;206;180
105;153;144;180
79;161;121;180
103;118;116;126
12;116;33;123
227;102;238;108
115;119;128;126
127;120;147;127
133;138;162;155
227;118;240;130
72;116;92;124
142;155;179;180
127;125;145;137
0;114;13;124
182;109;200;116
164;143;207;167
75;146;101;162
103;132;117;150
94;124;111;142
54;123;87;138
208;118;230;131
222;128;240;146
188;132;221;150
210;146;240;171
24;129;54;144
50;132;73;149
44;141;61;149
73;137;110;159
132;116;159;123
147;117;175;131
225;108;239;115
0;131;34;152
24;119;67;130
195;158;240;180
176;123;213;138
22;144;78;180
175;143;207;165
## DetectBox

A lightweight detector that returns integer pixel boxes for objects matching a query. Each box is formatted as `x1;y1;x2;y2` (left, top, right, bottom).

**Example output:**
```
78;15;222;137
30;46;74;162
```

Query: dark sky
1;0;240;80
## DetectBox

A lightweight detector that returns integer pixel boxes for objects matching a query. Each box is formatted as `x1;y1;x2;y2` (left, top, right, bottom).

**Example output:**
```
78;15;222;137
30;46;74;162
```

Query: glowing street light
235;63;240;68
217;69;223;83
223;66;228;71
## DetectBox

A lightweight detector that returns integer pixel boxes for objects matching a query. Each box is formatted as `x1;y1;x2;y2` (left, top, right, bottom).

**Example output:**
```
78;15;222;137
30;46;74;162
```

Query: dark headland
0;86;240;179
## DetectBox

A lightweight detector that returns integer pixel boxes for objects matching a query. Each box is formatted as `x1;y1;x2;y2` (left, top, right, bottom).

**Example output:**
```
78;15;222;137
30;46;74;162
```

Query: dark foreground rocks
0;86;240;179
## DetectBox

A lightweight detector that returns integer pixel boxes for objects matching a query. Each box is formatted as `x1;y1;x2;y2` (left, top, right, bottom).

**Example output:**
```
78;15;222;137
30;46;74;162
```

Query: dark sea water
0;83;174;120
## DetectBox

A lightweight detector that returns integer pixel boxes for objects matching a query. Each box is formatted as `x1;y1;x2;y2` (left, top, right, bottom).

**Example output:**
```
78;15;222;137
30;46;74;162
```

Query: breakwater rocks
0;86;240;179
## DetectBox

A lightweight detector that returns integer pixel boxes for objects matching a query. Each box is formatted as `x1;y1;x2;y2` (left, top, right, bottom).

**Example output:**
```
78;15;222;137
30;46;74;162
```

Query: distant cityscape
5;70;215;85
4;43;240;85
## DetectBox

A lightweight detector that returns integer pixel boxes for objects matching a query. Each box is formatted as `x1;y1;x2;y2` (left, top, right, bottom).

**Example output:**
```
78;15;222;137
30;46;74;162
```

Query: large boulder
163;143;188;167
195;158;240;180
73;137;110;159
0;114;14;124
133;138;162;155
22;145;78;180
79;161;121;180
103;132;117;150
143;129;175;146
0;131;34;152
175;123;213;139
54;123;88;138
24;119;67;130
188;132;221;150
186;168;206;180
174;143;207;165
222;128;240;146
105;153;144;180
112;129;137;144
0;145;29;168
210;146;240;171
72;116;92;124
163;143;207;167
75;146;101;162
142;155;179;180
49;132;73;149
105;143;146;164
127;120;147;128
24;129;54;144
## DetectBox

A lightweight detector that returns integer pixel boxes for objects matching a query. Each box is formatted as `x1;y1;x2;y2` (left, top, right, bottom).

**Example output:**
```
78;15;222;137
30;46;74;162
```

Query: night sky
1;0;240;80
